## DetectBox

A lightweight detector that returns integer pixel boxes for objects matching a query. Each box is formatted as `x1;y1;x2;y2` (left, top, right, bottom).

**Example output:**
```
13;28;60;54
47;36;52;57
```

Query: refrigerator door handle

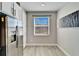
16;36;18;48
16;26;18;48
16;34;18;48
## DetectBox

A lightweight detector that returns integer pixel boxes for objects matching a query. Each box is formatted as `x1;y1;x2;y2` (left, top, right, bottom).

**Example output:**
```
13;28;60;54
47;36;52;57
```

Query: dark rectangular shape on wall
60;11;79;28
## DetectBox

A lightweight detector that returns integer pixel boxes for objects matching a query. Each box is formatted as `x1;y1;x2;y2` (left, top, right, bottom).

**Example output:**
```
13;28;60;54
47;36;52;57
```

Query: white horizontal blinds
32;15;49;36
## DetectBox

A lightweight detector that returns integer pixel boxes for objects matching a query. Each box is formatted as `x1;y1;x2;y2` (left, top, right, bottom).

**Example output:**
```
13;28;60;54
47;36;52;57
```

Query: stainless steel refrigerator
0;12;23;56
7;16;23;56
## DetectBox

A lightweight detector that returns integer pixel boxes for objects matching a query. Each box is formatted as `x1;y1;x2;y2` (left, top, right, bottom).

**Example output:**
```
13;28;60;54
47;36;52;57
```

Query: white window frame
33;16;50;36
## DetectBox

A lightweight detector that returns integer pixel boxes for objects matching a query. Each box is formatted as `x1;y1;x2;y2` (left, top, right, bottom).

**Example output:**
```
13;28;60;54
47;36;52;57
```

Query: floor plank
23;46;66;56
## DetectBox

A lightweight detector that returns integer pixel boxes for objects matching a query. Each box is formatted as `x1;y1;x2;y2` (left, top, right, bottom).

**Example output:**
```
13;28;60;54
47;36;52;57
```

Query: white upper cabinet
2;2;14;16
14;3;19;19
0;2;2;11
0;2;24;20
18;7;23;20
14;3;23;20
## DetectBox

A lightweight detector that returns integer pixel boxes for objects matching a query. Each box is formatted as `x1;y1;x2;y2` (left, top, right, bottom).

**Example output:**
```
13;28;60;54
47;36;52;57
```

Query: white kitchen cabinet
0;2;23;20
14;3;19;19
19;7;23;20
14;3;23;20
14;3;20;20
2;2;14;16
0;2;2;11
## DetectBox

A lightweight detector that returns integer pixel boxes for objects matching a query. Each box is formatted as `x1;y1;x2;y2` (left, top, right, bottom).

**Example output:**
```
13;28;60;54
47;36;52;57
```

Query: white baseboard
26;43;57;46
57;44;70;56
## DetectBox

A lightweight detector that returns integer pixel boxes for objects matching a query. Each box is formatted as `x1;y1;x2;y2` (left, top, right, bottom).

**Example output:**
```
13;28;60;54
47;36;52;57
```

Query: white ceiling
20;2;68;12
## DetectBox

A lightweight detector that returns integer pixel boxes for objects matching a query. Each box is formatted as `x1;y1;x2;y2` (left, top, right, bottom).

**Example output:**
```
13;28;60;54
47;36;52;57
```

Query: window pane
32;17;48;25
35;27;48;34
35;17;48;25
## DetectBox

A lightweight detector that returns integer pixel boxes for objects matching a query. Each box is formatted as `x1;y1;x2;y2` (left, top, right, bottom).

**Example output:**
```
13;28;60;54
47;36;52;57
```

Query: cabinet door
0;2;2;11
18;7;23;20
14;3;20;19
14;3;23;20
2;2;13;16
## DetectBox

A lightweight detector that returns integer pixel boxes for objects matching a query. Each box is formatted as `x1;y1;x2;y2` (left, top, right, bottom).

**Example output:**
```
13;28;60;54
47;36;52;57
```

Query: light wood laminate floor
23;46;66;56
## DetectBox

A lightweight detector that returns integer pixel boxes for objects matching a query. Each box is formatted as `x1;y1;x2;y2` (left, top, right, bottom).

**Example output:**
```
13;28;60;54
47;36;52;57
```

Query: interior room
0;2;79;56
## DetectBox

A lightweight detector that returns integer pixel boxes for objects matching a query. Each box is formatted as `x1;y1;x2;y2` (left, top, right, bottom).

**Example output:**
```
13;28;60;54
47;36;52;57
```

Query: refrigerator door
17;20;23;56
7;16;18;56
6;16;23;56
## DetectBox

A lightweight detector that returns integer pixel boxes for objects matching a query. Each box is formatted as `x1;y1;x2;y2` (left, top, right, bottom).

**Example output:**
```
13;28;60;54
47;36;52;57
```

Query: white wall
57;2;79;56
27;12;57;45
22;10;27;48
57;3;79;19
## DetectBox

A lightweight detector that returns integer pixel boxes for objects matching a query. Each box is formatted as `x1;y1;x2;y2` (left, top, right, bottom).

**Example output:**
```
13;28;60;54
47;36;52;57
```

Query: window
32;16;50;36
